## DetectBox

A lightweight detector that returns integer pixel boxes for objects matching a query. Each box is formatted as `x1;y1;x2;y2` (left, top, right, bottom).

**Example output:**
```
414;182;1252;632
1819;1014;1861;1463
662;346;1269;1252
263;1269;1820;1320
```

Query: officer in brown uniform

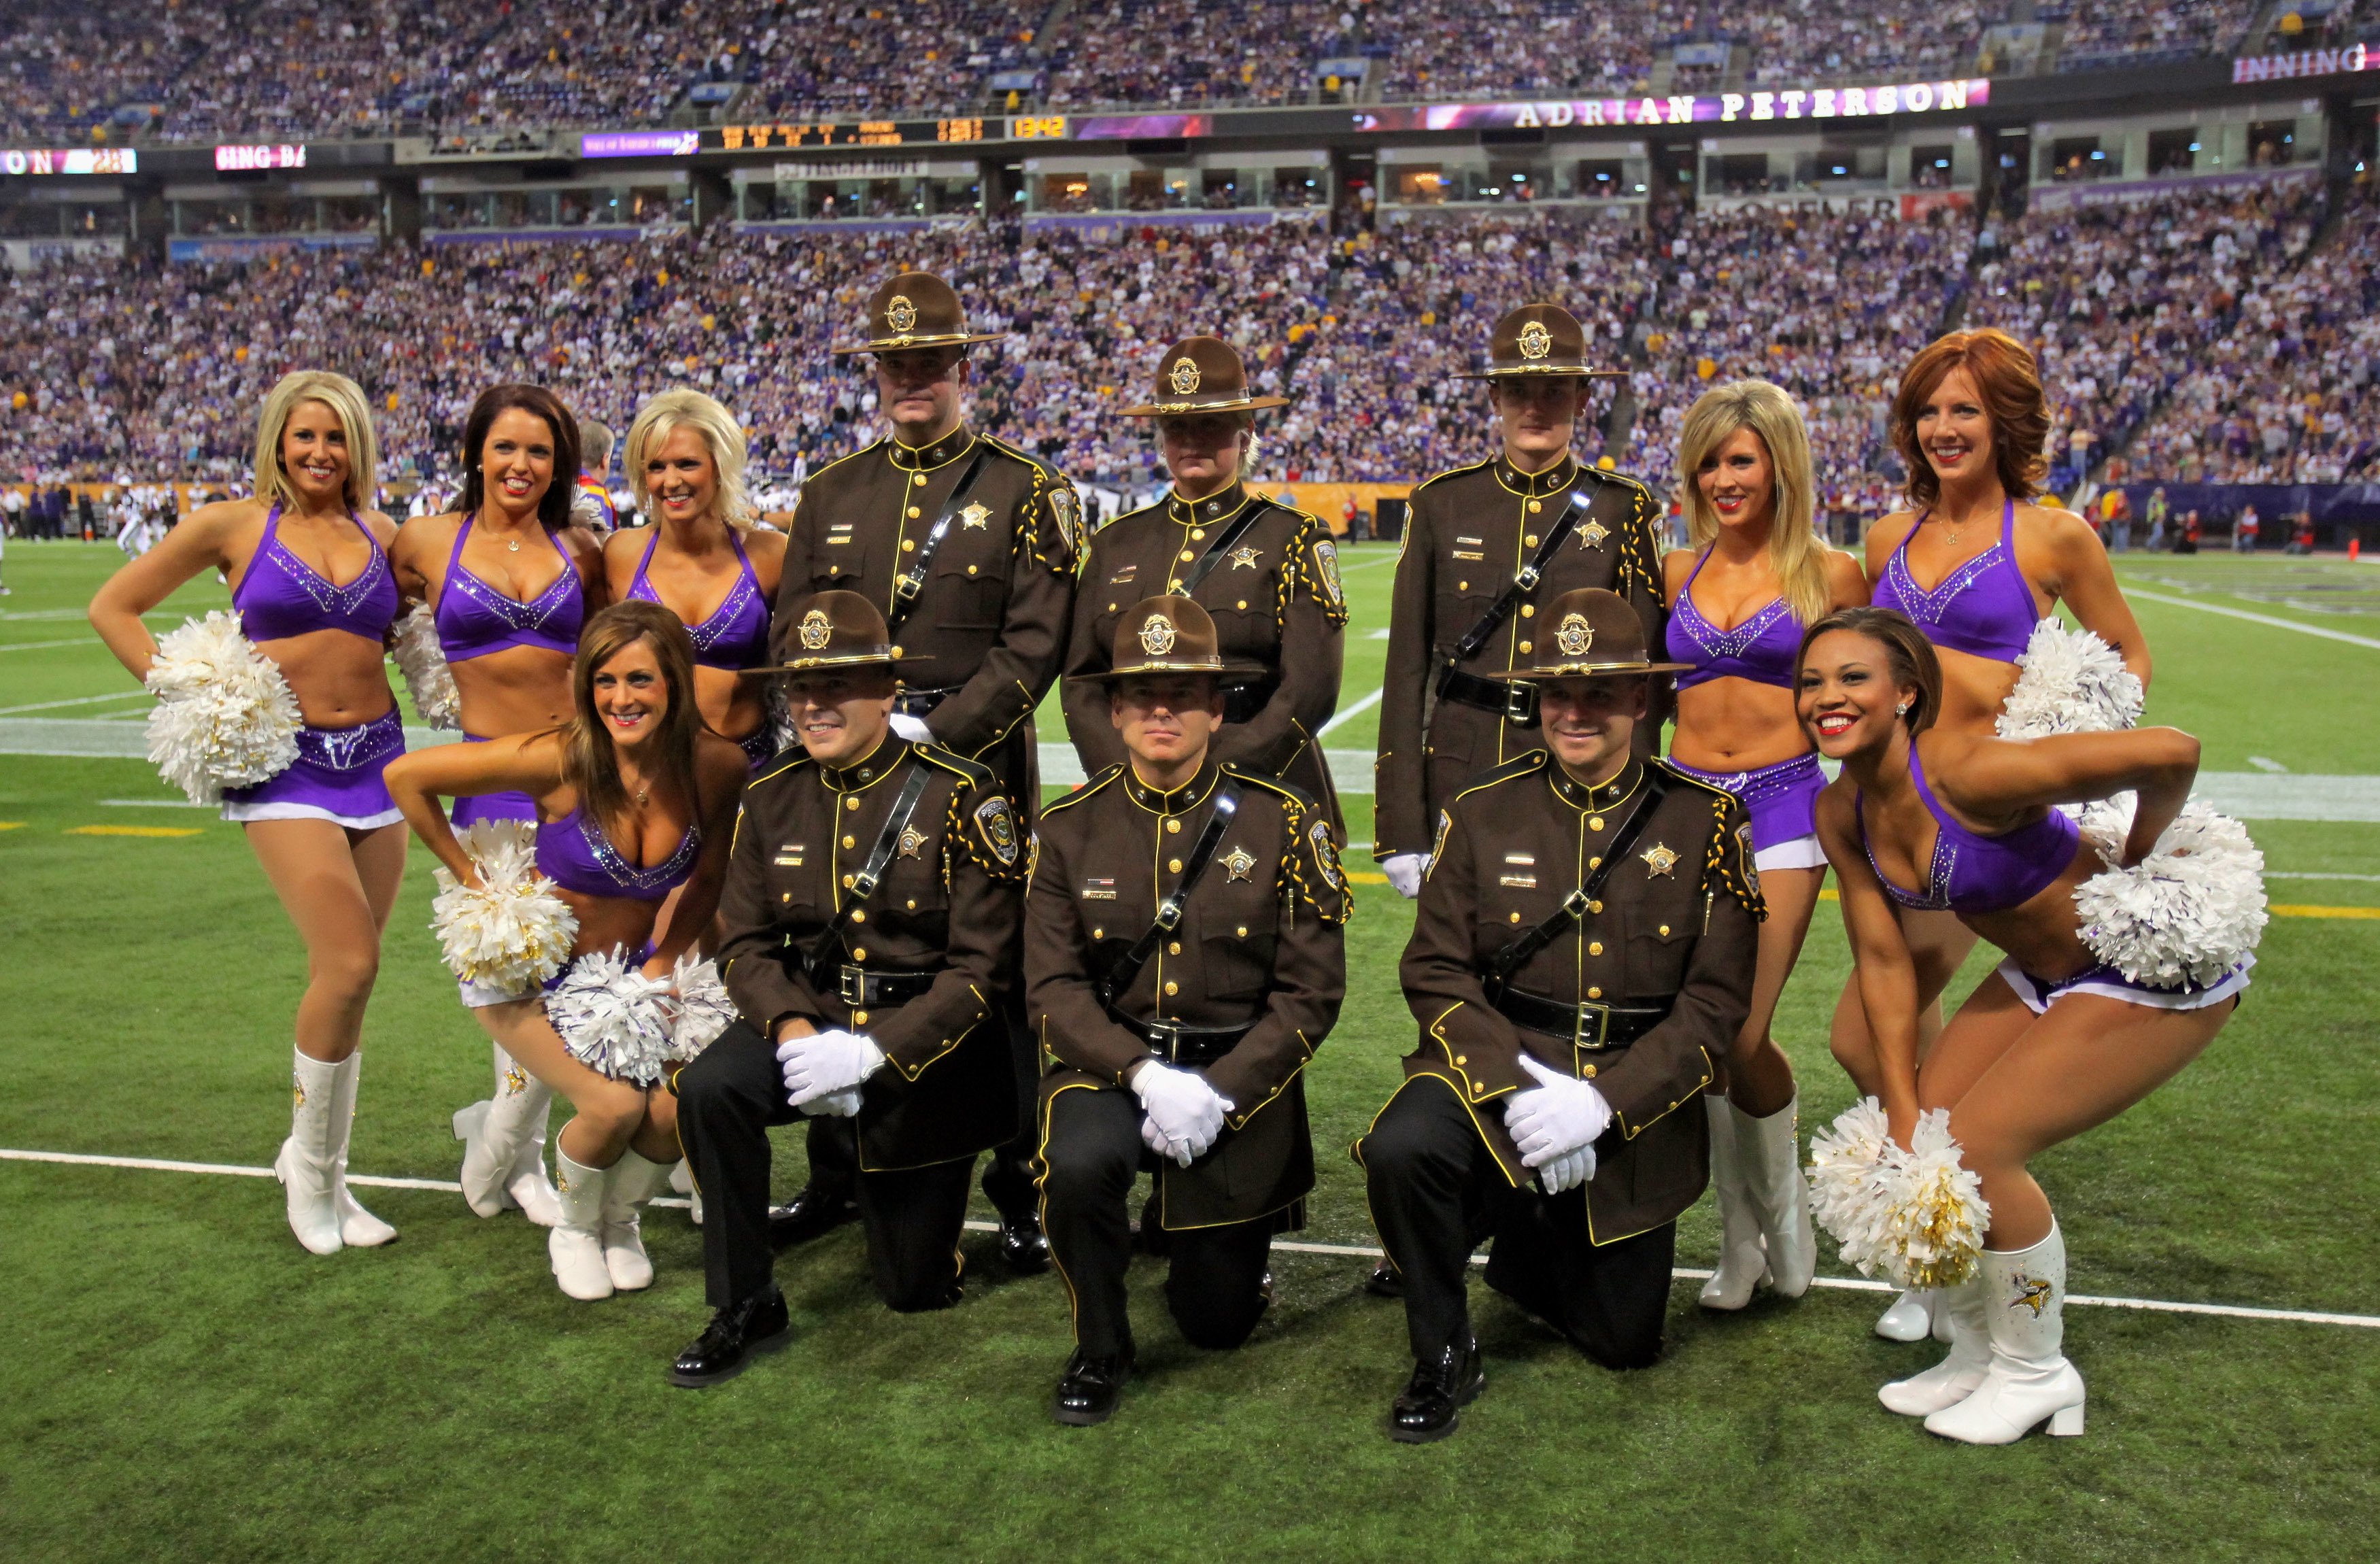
1373;303;1668;900
1357;588;1762;1441
667;591;1030;1387
1030;596;1348;1425
1061;337;1349;839
771;270;1079;1267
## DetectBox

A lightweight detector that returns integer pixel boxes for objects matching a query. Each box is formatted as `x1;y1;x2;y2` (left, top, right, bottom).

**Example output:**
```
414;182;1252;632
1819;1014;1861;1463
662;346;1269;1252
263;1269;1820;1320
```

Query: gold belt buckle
1573;999;1610;1066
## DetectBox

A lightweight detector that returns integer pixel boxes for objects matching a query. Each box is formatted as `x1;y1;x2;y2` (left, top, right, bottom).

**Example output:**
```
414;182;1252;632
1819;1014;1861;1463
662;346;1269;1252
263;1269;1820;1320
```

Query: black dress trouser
1038;1086;1272;1358
1363;1076;1676;1370
677;1021;972;1312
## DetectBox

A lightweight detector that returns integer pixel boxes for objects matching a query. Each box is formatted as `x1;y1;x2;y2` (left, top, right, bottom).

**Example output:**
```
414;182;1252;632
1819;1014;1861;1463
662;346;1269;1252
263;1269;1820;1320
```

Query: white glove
1140;1111;1176;1163
1503;1053;1612;1175
777;1027;887;1109
1130;1061;1234;1167
803;1087;864;1119
1533;1143;1597;1195
1382;852;1429;900
889;711;934;745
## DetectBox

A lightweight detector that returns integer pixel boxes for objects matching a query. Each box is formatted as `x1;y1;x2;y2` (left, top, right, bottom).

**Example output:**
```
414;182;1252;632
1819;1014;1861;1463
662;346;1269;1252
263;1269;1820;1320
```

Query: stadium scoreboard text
1;148;137;175
711;117;1059;150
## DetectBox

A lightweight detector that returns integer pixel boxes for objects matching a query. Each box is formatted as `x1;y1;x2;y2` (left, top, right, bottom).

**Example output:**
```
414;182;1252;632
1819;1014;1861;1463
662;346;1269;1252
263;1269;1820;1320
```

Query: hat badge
1554;612;1594;659
798;609;834;650
885;294;918;333
1138;613;1179;656
1169;358;1202;396
1518;321;1553;361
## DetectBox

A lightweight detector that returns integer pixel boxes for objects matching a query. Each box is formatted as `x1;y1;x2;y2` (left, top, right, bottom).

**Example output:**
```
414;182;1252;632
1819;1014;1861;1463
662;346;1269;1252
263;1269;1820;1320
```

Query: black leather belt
835;964;943;1008
894;684;965;717
1436;665;1540;727
1493;988;1669;1051
1113;1013;1256;1067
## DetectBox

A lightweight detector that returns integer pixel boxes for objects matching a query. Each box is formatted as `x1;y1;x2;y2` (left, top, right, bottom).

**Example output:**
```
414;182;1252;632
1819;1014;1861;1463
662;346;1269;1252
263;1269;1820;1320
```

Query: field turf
1;538;2376;1562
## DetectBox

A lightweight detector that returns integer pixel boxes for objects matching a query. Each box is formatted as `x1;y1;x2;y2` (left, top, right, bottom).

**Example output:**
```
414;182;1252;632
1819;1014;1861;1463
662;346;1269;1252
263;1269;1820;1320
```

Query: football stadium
2;3;2377;1559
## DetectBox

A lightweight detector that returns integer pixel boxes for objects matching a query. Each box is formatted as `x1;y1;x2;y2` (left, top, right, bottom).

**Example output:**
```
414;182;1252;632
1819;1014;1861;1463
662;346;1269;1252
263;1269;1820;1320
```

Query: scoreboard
709;116;1069;151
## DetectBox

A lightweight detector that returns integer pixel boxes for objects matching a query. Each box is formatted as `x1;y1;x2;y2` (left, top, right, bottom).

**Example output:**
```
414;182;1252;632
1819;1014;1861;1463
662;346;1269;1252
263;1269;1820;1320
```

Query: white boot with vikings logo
1925;1223;2087;1444
273;1050;343;1255
456;1043;562;1225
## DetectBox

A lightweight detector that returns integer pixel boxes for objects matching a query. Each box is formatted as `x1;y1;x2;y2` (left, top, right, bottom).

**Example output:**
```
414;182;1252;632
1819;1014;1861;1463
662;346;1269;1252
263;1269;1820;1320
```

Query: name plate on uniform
1081;877;1119;901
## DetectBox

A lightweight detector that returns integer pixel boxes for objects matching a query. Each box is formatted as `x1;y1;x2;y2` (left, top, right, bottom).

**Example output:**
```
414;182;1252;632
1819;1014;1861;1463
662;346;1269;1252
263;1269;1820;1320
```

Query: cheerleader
1843;329;2149;1342
383;602;746;1299
1800;608;2246;1443
601;390;787;771
1660;381;1867;1310
390;384;607;1226
88;371;405;1255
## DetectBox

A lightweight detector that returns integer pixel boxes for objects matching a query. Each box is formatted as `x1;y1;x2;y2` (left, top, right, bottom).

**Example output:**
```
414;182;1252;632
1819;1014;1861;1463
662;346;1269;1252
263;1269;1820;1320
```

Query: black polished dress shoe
767;1183;860;1249
1364;1259;1404;1298
1389;1338;1484;1443
667;1289;792;1388
1053;1344;1135;1427
998;1208;1051;1275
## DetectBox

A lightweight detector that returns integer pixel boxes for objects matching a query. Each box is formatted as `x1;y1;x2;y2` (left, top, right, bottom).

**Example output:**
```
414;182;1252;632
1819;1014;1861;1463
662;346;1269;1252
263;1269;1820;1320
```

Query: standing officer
1029;596;1348;1425
1373;303;1667;900
667;591;1030;1387
770;270;1081;1269
1357;588;1761;1441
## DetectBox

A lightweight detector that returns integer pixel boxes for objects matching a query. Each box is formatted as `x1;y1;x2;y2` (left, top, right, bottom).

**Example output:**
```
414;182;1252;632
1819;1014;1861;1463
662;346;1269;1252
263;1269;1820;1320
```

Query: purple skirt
451;732;539;827
221;707;405;829
1997;954;2252;1016
1663;751;1824;851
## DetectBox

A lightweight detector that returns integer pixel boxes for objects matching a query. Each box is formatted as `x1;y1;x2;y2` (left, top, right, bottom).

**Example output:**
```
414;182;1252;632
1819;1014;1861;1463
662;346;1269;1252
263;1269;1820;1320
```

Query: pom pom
430;819;579;989
2073;797;2268;989
391;603;460;731
1995;619;2145;741
547;948;679;1086
142;611;303;803
670;954;738;1061
1809;1098;1990;1290
766;677;800;757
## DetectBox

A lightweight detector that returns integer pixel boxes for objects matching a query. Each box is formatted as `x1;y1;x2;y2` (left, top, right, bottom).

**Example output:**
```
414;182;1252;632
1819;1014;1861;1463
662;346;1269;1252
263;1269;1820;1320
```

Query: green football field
3;538;2377;1561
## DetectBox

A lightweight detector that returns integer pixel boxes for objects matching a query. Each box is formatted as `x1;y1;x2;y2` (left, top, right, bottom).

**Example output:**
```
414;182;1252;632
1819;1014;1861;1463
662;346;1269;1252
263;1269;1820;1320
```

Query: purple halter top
435;516;585;662
534;804;700;902
1859;741;2078;914
233;505;398;644
1665;547;1801;691
1871;500;2040;664
624;528;770;671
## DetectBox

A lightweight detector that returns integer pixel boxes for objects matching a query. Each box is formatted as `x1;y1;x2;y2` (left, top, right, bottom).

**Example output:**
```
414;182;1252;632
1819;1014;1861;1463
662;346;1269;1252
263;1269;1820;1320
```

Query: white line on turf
0;639;93;653
99;798;215;808
2126;588;2380;651
6;1145;2375;1329
0;690;150;715
1318;687;1384;736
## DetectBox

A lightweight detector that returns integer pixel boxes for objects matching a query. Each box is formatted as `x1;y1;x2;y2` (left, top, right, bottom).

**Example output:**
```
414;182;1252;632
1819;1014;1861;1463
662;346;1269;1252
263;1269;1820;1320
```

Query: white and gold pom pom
669;954;737;1061
2074;796;2267;989
1809;1098;1991;1290
143;611;303;803
547;947;677;1085
430;819;579;989
390;602;460;731
1996;619;2144;741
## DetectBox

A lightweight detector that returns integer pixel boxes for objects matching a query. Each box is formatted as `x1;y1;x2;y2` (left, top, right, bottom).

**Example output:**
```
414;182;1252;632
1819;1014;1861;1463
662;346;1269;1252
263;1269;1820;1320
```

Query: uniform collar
818;734;909;792
1494;452;1579;497
1548;757;1642;814
1125;755;1223;814
1165;480;1251;527
886;428;976;473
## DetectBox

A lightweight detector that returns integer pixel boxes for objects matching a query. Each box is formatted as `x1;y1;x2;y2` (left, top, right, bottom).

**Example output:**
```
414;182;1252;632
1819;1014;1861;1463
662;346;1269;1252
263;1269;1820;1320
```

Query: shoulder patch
1429;808;1454;867
1311;534;1344;608
973;795;1021;866
1047;483;1085;561
1309;817;1346;892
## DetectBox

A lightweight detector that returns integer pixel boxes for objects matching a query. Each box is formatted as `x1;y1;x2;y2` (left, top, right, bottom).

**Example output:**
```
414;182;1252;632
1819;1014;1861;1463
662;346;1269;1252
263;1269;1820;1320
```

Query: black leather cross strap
802;766;934;987
1111;1015;1257;1067
892;683;965;717
1095;781;1244;1012
885;444;994;642
1493;989;1669;1050
1482;768;1670;1003
1174;500;1278;597
1431;486;1597;728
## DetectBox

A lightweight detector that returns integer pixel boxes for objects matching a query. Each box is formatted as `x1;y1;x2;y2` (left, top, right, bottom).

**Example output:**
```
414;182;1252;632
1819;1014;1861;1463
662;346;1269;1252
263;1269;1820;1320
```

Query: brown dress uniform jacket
715;738;1030;1170
1061;481;1349;834
1027;760;1349;1231
1379;753;1762;1244
775;429;1081;800
1372;454;1667;860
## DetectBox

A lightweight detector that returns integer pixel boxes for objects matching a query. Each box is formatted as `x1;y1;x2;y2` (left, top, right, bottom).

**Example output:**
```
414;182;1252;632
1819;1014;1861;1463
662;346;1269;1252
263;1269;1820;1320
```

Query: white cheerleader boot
1735;1093;1816;1298
326;1051;396;1248
1875;1289;1937;1342
600;1150;674;1291
670;1157;702;1226
503;1087;564;1227
273;1051;343;1255
1877;1278;1989;1415
455;1044;558;1221
549;1146;615;1302
1924;1225;2086;1444
1697;1096;1769;1310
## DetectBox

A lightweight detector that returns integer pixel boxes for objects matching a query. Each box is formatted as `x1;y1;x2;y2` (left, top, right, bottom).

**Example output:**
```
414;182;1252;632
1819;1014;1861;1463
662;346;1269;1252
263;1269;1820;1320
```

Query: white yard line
0;639;95;653
5;1145;2373;1329
1317;687;1384;737
0;690;150;715
2126;588;2380;651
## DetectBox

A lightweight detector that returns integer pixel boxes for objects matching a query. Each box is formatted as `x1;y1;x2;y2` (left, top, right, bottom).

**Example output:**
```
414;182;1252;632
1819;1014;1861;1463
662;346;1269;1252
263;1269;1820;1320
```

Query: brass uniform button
1588;985;1603;1000
854;1010;869;1025
1518;641;1532;654
913;473;928;487
966;564;977;575
1168;858;1183;873
1191;528;1206;541
1236;599;1247;609
1589;856;1602;869
1235;925;1247;937
852;947;867;962
1509;911;1522;923
1660;923;1671;936
1168;941;1181;955
843;874;855;887
1163;981;1178;996
902;539;917;552
1588;899;1603;914
1527;500;1542;513
1455;1055;1467;1066
1589;816;1604;831
851;909;866;923
1520;604;1535;618
1165;819;1180;834
1093;927;1105;940
843;835;856;848
1179;549;1195;562
846;798;862;811
907;505;922;519
1524;534;1539;547
906;898;917;910
1582;1064;1597;1079
1588;941;1603;955
1457;579;1469;592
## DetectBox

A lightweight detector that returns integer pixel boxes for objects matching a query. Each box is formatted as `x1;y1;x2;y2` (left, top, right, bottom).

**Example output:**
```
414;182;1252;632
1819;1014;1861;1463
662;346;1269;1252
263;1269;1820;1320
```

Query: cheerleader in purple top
391;384;607;1226
1660;381;1869;1312
90;371;406;1257
1845;330;2151;1344
600;390;789;773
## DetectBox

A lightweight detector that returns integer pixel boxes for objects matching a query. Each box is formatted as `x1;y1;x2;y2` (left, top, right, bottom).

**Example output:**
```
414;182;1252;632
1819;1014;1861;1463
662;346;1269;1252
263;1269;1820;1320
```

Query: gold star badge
1223;846;1257;882
1641;843;1679;877
959;501;991;530
1228;545;1262;571
1578;520;1610;550
898;825;928;859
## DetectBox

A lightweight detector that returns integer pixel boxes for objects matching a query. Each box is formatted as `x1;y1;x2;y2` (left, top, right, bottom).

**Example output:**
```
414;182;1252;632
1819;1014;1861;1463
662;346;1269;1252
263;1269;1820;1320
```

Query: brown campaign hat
743;590;933;674
830;271;1006;356
1456;302;1627;380
1506;588;1693;679
1119;336;1291;417
1073;596;1266;684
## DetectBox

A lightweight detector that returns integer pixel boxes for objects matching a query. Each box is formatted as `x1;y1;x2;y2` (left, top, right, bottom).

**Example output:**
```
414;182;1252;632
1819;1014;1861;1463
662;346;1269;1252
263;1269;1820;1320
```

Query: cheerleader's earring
1896;701;1912;715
